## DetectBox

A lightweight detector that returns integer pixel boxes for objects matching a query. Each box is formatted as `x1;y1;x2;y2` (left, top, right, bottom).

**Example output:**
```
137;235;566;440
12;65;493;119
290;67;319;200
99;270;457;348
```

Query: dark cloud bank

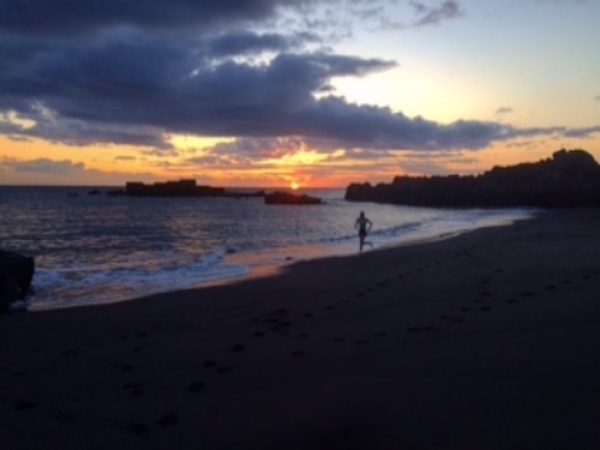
0;0;596;157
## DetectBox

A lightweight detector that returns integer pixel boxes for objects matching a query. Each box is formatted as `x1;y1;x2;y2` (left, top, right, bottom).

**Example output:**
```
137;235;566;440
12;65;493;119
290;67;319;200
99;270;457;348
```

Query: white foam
29;248;248;310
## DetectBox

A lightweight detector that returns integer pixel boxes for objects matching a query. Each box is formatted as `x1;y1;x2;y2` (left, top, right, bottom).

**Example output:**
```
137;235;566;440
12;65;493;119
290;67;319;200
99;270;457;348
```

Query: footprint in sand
203;360;217;368
291;351;306;357
156;412;180;427
216;366;235;375
110;362;135;373
480;306;492;312
123;382;144;397
229;344;246;352
54;410;77;423
252;331;265;338
187;382;205;393
13;399;38;411
128;422;150;435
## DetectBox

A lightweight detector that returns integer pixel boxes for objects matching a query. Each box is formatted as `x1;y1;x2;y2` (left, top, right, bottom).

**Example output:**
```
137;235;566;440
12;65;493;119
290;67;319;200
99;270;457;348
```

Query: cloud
0;31;398;147
562;125;600;138
114;156;136;161
409;1;463;27
1;157;85;174
595;95;600;102
495;107;514;116
0;0;315;36
201;31;321;58
0;0;590;164
0;104;171;150
0;156;160;185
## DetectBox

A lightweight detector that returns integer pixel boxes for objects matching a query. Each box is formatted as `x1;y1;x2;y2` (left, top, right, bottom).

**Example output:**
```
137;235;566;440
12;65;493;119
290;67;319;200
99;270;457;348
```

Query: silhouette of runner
354;211;373;253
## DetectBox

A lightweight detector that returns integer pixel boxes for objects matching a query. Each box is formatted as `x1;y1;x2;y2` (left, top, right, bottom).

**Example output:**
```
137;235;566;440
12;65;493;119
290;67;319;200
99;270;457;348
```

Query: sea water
0;186;534;310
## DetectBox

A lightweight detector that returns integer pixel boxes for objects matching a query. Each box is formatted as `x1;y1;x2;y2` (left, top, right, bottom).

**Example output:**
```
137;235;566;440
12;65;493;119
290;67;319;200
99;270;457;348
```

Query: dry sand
2;209;600;449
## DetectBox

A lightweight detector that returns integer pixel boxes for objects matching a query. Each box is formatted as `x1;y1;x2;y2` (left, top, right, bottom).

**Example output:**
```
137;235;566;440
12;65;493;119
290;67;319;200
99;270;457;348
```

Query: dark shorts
359;229;367;238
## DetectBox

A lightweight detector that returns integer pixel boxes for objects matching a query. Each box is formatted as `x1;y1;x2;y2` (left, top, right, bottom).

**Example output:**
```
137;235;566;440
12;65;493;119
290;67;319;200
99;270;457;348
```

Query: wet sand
2;209;600;449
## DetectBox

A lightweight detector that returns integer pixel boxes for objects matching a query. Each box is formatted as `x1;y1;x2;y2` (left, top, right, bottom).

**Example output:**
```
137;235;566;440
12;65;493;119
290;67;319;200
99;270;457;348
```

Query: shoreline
122;207;537;309
3;208;600;448
28;206;535;312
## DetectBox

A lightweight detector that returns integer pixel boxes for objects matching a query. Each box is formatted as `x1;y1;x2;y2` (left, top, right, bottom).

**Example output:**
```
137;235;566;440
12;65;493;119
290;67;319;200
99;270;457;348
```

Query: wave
30;248;248;310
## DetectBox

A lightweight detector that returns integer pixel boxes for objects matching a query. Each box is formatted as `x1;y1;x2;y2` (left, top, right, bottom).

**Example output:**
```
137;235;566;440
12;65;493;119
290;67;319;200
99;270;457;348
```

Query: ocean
0;186;534;310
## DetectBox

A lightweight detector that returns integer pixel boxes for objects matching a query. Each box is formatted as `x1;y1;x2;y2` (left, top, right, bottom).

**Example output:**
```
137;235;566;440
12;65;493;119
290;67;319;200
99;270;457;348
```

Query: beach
2;209;600;449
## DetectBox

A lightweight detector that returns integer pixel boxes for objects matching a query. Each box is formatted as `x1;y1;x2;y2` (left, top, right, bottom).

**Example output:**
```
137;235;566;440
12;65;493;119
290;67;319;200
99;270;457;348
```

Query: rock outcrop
345;149;600;208
0;250;35;313
264;191;324;205
125;180;225;197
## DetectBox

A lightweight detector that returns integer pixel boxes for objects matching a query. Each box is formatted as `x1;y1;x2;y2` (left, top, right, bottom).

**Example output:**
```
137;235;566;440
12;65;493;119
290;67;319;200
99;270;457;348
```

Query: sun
290;181;300;190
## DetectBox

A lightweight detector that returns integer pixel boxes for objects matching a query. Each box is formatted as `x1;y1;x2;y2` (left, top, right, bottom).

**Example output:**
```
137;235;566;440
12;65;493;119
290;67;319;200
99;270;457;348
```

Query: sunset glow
1;1;599;187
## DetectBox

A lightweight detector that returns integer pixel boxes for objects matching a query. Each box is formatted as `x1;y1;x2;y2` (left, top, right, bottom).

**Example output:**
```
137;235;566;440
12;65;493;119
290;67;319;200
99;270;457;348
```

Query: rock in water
0;250;35;313
264;191;323;205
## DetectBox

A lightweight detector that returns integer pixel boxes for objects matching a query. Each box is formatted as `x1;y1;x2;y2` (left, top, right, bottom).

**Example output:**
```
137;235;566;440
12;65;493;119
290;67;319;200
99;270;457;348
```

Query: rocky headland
345;149;600;208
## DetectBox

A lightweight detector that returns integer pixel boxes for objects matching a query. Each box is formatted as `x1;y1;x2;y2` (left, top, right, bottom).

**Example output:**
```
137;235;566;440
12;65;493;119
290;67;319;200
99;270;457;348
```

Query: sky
0;0;599;188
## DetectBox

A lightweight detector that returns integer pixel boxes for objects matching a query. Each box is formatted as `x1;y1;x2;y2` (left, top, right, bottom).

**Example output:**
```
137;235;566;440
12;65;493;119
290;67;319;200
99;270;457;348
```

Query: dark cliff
345;149;600;208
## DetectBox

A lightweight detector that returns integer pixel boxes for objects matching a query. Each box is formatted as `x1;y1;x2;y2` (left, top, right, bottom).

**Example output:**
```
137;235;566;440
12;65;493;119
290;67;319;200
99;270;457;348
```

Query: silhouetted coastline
345;149;600;207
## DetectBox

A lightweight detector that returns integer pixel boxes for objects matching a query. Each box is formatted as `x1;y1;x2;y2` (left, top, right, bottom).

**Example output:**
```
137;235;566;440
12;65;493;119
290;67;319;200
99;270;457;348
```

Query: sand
2;209;600;449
